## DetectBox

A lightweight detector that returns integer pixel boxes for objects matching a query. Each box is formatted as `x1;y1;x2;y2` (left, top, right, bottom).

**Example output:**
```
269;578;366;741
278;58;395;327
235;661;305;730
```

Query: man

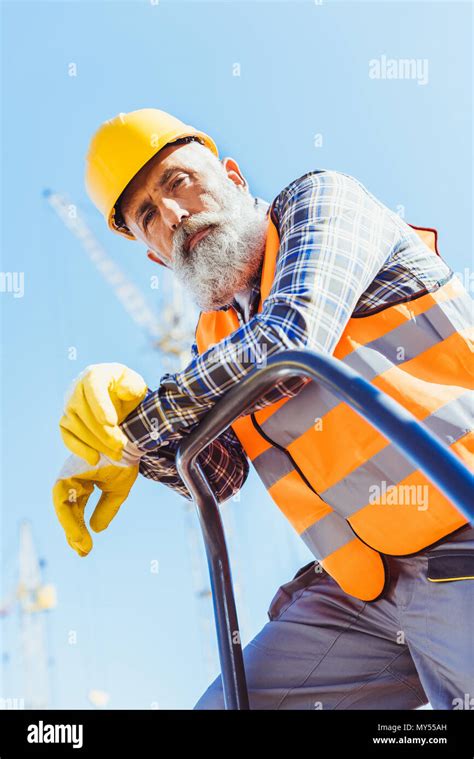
53;108;474;710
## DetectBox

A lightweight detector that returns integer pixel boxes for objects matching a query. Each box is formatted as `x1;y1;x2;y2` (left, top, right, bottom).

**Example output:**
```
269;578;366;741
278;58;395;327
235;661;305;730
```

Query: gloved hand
59;363;148;467
52;441;142;556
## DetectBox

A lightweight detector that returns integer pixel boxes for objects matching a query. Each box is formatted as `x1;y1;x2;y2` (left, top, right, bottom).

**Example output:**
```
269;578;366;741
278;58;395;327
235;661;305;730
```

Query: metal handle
176;349;473;709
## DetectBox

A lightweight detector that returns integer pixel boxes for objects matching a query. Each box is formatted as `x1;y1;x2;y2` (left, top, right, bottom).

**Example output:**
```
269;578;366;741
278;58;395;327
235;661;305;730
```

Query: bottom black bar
0;708;473;757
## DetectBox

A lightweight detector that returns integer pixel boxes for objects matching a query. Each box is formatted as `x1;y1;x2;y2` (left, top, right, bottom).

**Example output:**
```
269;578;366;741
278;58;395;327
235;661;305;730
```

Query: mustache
173;211;224;257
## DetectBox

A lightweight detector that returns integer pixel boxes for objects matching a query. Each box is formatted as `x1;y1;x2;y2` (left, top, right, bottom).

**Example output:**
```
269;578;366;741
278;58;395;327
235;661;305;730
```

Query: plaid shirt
122;169;453;502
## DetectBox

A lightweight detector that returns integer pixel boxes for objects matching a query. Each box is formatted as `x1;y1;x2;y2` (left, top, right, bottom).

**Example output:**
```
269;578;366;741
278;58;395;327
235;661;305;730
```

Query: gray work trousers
194;525;474;710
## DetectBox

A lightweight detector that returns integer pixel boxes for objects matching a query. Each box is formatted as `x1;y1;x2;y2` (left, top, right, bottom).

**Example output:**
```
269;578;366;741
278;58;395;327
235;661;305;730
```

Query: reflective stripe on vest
195;215;473;601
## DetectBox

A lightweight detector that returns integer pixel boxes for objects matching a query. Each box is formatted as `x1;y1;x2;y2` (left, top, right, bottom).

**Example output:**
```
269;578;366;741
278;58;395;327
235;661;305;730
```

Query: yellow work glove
59;363;148;467
52;443;142;557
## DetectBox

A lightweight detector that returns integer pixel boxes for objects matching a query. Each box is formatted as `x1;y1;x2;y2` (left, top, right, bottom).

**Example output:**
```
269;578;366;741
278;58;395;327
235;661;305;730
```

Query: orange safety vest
195;215;474;601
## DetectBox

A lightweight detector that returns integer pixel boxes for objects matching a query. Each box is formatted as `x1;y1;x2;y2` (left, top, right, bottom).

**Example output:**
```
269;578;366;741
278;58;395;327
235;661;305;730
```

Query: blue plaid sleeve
137;342;249;502
121;169;401;452
138;427;249;503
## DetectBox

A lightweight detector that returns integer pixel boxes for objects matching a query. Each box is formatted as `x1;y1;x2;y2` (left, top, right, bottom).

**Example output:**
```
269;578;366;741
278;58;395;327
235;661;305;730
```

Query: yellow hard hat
84;108;219;240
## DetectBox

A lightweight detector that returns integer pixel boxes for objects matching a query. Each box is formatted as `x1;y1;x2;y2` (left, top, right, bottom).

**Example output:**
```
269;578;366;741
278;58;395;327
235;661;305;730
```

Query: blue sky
1;0;472;709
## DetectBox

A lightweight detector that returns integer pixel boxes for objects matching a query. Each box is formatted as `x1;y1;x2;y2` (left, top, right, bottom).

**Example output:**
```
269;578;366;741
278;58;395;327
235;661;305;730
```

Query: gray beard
170;182;268;311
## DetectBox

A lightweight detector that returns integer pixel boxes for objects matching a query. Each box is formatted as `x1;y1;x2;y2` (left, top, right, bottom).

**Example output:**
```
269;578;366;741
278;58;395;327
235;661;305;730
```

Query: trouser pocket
267;560;326;621
427;551;474;582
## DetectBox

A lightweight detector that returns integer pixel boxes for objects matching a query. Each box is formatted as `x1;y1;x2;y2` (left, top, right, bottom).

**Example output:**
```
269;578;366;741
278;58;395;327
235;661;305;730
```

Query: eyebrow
157;166;182;188
133;166;185;227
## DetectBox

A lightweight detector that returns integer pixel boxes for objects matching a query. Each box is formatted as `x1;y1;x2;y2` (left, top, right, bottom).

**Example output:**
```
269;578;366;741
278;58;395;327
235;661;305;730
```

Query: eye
171;175;185;190
143;209;155;229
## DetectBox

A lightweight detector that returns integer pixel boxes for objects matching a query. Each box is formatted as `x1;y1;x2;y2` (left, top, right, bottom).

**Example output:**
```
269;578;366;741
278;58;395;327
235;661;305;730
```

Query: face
120;141;269;310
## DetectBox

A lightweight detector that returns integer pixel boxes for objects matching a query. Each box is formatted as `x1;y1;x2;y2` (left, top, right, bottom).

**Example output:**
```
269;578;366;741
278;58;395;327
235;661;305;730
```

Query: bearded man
53;109;474;711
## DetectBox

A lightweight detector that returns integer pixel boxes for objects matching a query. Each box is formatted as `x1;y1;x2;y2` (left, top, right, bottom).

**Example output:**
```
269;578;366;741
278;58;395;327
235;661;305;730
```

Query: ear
147;250;168;268
221;156;248;191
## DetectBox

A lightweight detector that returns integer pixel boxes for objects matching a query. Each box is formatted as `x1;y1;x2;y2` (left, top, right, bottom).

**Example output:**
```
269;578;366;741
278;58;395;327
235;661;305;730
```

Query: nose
161;197;189;232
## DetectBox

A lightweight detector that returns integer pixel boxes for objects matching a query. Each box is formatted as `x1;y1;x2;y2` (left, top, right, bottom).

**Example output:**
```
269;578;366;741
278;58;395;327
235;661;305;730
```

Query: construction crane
44;190;250;683
1;521;57;709
43;188;195;368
